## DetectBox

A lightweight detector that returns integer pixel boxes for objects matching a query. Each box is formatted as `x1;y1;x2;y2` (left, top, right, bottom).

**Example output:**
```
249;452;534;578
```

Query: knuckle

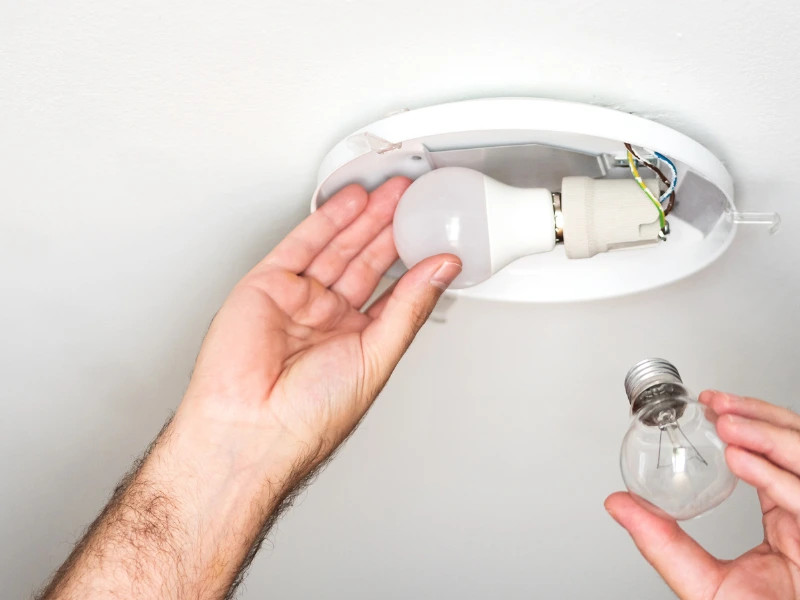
354;250;381;277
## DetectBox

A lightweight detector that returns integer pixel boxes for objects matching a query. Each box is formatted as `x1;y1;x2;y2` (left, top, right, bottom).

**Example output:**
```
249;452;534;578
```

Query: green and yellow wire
626;150;666;230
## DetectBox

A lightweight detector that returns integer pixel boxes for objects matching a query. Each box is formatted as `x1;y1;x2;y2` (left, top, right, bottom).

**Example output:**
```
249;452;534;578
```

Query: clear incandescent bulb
620;359;738;520
393;167;557;288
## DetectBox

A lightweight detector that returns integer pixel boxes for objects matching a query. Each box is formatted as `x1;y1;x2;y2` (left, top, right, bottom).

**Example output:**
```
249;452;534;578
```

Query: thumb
605;492;723;599
361;254;461;376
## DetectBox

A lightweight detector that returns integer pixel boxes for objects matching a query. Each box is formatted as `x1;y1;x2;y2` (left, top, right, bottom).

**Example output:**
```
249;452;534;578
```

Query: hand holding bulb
607;391;800;599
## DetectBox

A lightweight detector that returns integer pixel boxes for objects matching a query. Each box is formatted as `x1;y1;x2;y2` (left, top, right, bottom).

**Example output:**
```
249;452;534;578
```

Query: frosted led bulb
393;167;664;289
620;359;737;520
393;167;557;288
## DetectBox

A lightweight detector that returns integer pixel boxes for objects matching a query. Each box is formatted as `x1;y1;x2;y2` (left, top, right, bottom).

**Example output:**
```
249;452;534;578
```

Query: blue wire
653;151;678;202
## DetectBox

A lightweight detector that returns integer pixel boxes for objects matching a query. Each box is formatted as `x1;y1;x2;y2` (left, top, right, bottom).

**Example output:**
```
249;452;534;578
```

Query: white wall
2;1;799;598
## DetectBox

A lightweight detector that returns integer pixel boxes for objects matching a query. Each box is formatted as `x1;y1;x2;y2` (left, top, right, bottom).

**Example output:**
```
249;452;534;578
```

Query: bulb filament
655;409;708;470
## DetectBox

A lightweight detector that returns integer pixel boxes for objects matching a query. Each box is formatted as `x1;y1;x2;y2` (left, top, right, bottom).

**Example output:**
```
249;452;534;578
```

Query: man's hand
180;175;461;481
38;176;461;600
606;391;800;599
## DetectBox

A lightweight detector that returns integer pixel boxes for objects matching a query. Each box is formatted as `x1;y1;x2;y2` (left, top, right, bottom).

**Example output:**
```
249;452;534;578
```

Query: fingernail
430;261;462;290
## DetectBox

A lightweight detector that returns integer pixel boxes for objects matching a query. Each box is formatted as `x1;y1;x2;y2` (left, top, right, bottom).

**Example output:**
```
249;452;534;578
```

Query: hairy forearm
37;407;315;600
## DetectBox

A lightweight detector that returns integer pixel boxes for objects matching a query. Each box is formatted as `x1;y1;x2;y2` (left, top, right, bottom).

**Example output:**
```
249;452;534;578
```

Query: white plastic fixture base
311;98;741;303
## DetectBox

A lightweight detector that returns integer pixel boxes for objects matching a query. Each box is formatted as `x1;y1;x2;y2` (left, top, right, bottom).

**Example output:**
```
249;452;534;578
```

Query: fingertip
605;491;656;527
430;261;462;291
386;175;414;188
336;182;370;200
707;391;742;415
375;176;414;199
604;491;631;513
326;183;370;219
401;254;461;286
698;390;717;405
366;177;415;220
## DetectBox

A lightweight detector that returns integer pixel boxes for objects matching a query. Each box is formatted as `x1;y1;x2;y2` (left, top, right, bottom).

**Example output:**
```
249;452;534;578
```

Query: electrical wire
625;143;675;215
654;151;678;212
626;150;666;229
624;143;677;216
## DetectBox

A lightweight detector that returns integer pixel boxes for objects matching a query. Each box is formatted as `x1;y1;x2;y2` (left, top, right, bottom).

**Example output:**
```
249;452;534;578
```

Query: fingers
605;492;723;599
725;446;800;515
303;177;411;287
361;255;461;378
700;391;800;431
258;184;369;274
330;225;398;308
716;413;800;478
700;390;800;514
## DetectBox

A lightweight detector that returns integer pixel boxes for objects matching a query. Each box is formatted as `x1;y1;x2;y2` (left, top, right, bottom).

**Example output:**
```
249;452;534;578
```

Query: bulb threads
624;358;683;409
552;192;564;244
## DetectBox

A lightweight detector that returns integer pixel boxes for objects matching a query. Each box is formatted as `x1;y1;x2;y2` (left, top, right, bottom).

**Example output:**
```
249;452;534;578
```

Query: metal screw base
624;358;686;421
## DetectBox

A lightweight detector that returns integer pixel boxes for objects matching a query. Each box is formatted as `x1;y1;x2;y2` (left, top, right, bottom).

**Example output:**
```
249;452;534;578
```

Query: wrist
109;408;311;595
168;397;317;510
44;409;305;600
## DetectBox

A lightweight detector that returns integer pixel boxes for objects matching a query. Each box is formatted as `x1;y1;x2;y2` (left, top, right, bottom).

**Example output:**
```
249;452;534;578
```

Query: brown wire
624;143;675;216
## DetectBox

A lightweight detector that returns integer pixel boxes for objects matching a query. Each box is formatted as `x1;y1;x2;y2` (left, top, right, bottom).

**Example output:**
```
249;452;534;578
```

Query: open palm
607;391;800;599
179;177;460;471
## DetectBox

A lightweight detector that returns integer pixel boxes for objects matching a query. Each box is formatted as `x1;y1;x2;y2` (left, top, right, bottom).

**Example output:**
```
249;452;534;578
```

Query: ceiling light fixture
312;98;780;302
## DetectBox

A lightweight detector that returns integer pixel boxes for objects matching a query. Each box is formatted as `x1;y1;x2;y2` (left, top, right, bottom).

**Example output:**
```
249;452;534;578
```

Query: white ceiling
2;1;799;598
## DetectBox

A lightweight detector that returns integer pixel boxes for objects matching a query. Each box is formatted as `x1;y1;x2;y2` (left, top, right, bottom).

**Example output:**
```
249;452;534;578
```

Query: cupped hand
178;176;461;478
606;391;800;599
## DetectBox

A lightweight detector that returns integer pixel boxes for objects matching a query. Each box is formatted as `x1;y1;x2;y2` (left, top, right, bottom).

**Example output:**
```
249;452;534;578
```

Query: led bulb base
483;175;556;272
